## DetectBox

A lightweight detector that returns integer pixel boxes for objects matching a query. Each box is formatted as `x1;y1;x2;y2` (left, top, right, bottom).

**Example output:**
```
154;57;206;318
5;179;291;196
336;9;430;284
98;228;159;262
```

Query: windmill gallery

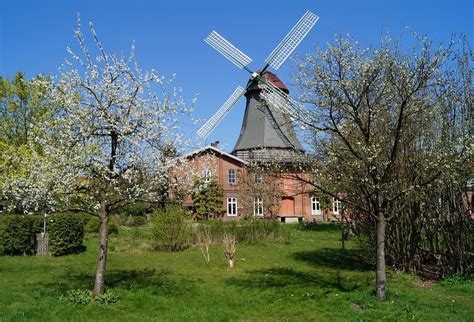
169;11;342;222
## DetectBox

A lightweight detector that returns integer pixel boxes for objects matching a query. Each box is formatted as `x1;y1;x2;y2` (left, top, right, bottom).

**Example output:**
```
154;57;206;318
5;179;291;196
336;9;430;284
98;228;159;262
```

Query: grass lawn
0;223;472;321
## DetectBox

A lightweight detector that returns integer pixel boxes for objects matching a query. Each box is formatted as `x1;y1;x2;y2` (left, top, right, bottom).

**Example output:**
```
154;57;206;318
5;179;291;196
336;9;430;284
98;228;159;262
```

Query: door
280;197;295;216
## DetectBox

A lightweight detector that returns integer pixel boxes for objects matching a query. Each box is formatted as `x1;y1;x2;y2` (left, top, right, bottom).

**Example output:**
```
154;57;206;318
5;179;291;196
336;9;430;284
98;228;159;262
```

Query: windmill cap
247;71;289;94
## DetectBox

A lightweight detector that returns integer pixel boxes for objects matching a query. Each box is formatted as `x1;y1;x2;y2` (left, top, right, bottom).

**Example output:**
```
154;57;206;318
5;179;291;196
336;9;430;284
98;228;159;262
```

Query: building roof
245;71;289;93
167;145;248;167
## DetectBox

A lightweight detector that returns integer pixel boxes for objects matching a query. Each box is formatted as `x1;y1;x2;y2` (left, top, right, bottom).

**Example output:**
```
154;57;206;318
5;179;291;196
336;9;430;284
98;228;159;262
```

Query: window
253;197;263;216
255;172;262;184
333;197;342;214
228;169;236;184
201;169;211;182
227;197;237;216
311;196;321;215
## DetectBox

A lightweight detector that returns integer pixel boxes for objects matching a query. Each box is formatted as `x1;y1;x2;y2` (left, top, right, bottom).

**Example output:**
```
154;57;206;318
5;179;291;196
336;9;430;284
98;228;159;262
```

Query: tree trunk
376;212;387;300
93;204;109;297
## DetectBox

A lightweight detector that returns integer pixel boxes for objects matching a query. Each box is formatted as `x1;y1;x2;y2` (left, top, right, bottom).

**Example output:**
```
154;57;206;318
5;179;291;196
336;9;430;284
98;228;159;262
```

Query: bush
124;215;147;227
0;215;43;255
152;204;192;252
117;201;153;217
84;216;118;235
84;217;100;233
439;274;474;286
48;214;85;256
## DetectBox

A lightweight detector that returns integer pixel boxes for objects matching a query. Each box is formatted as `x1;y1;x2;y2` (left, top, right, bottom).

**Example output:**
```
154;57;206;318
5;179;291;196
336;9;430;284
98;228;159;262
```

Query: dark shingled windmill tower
197;11;319;162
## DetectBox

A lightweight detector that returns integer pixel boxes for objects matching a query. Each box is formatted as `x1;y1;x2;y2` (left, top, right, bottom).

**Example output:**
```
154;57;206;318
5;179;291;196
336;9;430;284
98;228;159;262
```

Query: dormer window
202;169;211;182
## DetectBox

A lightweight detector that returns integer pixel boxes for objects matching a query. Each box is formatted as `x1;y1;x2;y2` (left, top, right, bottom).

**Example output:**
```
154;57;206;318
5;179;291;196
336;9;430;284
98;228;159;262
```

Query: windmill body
232;72;305;162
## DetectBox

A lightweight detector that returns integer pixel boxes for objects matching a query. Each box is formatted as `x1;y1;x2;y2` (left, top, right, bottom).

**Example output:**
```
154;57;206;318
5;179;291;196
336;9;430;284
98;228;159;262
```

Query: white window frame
227;197;237;216
255;172;262;184
253;197;264;217
202;169;211;182
228;169;236;185
333;197;342;214
311;196;321;215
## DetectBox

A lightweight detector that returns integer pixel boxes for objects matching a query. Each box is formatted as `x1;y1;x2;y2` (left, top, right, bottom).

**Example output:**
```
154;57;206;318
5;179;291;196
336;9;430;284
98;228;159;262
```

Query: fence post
36;233;49;256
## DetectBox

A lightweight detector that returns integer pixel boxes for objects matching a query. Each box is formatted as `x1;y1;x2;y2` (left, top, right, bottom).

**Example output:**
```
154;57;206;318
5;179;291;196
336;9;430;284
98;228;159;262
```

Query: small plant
197;224;212;264
94;289;119;304
222;233;237;268
59;289;92;305
59;289;118;305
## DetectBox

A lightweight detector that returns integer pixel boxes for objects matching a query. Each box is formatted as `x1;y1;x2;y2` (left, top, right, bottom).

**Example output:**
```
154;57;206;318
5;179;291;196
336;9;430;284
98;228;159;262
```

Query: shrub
0;215;43;255
237;220;283;243
117;201;153;217
84;216;118;235
152;204;192;252
48;214;85;256
124;215;147;227
439;274;474;286
108;219;119;235
193;219;285;245
84;217;100;233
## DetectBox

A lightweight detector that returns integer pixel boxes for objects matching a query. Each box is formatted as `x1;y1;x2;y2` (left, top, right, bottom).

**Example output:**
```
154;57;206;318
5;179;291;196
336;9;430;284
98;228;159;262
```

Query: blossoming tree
291;34;472;300
3;15;190;297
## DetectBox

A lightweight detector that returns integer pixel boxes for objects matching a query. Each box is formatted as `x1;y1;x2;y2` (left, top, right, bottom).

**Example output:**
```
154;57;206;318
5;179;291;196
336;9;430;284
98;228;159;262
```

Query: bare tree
238;163;283;219
222;233;237;268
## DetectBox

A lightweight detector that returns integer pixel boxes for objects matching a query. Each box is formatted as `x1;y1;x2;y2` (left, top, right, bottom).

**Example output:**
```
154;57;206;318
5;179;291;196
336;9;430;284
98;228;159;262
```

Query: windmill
198;10;319;161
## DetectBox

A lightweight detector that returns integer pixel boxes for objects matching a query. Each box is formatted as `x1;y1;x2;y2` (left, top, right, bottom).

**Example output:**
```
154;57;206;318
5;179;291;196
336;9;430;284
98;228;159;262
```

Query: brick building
168;143;342;222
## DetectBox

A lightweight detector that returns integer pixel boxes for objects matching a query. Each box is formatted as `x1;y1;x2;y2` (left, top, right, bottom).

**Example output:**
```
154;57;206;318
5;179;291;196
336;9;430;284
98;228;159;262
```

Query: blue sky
1;0;472;152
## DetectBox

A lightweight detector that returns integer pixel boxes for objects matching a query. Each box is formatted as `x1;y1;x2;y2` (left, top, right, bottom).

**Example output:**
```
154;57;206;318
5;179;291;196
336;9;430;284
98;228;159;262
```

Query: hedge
0;214;85;256
0;215;43;255
48;214;85;256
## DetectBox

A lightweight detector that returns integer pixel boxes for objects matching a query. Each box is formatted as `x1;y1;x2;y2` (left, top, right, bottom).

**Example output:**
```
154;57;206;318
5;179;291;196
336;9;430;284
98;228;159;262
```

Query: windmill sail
265;10;319;70
205;31;253;69
197;86;246;139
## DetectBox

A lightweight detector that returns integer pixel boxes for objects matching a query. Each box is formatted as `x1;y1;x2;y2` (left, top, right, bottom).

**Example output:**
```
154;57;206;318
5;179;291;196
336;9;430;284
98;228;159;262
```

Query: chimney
211;141;219;148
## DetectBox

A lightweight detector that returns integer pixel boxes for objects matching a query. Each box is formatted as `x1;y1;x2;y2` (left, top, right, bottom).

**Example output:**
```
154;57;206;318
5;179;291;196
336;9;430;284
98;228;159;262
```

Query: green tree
192;176;224;219
0;72;52;213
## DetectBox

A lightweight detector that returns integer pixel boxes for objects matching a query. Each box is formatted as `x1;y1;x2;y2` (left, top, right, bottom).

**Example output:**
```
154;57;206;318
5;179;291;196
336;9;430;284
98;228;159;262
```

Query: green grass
0;223;472;321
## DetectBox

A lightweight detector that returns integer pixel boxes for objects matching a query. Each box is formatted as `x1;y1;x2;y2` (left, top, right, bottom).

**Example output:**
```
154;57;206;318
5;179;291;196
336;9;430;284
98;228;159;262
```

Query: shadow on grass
38;268;197;296
292;248;373;272
226;267;362;293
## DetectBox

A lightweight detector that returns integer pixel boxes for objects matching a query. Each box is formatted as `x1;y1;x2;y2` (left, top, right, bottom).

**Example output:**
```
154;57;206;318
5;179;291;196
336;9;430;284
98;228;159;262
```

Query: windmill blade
205;31;253;69
265;10;319;70
260;82;303;116
260;83;307;129
197;86;246;139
